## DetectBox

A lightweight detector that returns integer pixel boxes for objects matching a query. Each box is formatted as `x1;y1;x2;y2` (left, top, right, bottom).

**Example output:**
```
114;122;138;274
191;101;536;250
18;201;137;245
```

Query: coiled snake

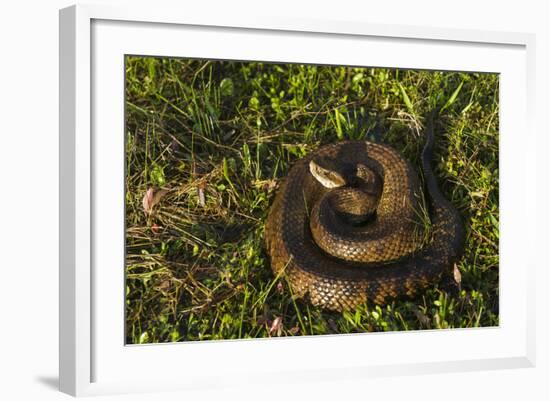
264;117;465;311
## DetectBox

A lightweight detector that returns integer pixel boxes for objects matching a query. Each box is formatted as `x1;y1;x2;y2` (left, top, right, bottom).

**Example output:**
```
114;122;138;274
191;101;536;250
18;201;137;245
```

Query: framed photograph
59;4;536;396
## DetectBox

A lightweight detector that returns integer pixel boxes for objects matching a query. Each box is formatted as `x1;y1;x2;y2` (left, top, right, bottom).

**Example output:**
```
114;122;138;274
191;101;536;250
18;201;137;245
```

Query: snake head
309;158;382;195
309;158;349;188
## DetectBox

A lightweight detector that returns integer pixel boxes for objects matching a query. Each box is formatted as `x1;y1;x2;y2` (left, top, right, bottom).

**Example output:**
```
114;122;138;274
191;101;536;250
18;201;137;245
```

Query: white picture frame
59;4;536;397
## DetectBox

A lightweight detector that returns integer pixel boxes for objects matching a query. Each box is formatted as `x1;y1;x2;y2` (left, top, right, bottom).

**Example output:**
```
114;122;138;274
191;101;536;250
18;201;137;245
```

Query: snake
264;116;465;311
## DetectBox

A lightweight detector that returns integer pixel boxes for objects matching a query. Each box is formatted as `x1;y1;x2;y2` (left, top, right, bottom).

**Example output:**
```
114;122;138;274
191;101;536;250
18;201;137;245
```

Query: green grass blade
441;81;464;112
397;82;414;114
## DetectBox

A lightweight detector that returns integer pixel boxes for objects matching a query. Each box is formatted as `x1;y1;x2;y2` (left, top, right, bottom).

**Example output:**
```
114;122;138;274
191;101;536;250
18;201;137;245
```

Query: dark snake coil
264;117;465;311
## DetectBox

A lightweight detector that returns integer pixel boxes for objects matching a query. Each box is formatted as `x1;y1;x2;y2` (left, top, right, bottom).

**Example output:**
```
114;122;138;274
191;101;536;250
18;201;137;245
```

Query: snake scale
264;117;465;311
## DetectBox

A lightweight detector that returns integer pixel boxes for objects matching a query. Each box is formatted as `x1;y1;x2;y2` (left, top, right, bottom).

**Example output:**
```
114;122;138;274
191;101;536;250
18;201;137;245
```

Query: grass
124;56;499;344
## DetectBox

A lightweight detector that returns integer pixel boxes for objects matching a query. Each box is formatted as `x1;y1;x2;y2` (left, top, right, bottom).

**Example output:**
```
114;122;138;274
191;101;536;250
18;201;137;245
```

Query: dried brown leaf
153;188;169;206
142;188;154;213
156;280;171;291
197;185;206;207
269;316;283;336
143;188;170;214
453;263;462;286
288;326;300;335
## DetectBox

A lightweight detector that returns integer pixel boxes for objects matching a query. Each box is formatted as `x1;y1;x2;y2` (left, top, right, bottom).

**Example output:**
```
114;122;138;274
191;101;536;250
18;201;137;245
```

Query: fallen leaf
197;184;206;207
156;280;171;291
269;316;283;336
142;188;154;213
142;187;169;214
453;263;462;287
153;188;169;206
288;326;300;335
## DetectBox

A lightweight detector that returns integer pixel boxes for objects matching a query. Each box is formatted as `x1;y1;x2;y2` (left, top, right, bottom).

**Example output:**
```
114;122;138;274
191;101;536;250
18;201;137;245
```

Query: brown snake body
264;119;465;311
